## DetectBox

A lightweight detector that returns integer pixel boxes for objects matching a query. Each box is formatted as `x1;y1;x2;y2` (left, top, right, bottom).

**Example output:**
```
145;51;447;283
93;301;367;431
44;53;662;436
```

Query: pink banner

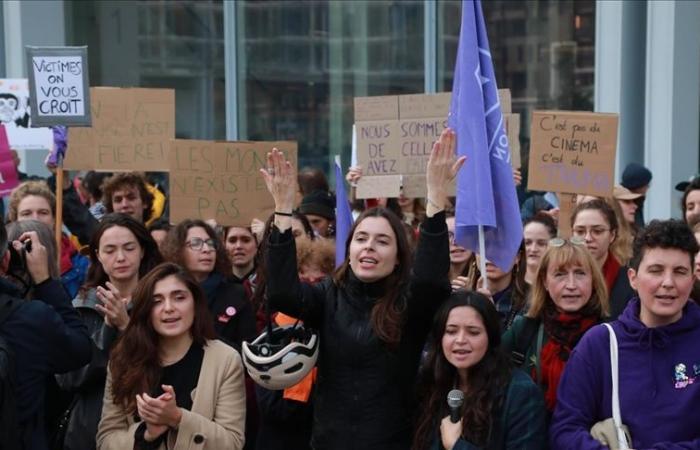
0;125;20;197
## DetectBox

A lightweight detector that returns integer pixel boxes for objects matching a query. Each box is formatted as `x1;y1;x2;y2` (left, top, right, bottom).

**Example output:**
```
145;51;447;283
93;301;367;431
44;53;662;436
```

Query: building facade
2;0;698;220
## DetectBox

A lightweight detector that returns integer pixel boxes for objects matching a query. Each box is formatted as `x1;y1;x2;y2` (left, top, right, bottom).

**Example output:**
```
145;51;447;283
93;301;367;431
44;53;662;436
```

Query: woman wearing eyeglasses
571;199;635;319
501;238;609;415
162;220;256;351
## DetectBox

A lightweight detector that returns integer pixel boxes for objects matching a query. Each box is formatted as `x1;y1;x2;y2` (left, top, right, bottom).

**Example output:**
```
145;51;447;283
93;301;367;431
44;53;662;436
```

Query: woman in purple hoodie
551;219;700;448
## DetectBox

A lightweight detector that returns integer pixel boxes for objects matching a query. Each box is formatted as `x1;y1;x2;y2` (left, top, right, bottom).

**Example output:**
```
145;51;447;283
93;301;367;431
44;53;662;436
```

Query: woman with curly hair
97;263;245;449
412;291;546;450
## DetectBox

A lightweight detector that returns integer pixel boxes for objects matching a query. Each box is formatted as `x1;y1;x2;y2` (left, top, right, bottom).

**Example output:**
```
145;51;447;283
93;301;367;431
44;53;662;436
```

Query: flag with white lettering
448;0;522;271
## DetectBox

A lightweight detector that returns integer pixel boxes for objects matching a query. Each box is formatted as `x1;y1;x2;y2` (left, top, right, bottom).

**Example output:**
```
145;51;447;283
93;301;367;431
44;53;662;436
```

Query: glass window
438;0;595;148
64;0;225;140
236;0;424;172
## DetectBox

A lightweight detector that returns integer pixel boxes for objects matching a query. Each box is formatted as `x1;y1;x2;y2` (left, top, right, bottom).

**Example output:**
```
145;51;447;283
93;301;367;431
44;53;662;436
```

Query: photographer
0;222;91;450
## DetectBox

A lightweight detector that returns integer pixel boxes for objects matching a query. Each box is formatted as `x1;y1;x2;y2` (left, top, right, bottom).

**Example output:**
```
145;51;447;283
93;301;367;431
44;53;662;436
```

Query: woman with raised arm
259;128;464;450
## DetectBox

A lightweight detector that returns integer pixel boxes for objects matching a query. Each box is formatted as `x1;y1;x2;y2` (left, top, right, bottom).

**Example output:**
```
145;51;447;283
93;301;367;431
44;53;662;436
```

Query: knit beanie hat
299;190;335;220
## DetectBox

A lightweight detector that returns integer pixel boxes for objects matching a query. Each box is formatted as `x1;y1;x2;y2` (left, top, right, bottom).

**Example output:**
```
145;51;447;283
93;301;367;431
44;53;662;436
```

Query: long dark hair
161;219;231;277
508;241;529;324
333;207;412;347
83;213;162;292
413;291;512;449
108;263;215;412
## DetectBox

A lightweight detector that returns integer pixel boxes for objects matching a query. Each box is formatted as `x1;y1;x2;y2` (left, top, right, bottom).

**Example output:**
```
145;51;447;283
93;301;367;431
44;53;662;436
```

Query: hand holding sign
426;128;466;215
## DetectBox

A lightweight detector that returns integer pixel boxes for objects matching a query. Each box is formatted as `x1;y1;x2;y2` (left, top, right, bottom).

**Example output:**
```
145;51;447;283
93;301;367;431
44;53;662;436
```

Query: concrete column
644;1;700;220
594;0;647;181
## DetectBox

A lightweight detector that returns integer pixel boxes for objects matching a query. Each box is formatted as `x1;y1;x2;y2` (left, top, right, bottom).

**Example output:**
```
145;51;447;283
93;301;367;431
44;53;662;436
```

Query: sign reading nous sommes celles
26;46;91;127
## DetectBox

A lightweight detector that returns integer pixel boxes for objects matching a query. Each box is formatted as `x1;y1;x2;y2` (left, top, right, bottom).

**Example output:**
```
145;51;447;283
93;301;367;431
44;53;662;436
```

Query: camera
7;239;32;273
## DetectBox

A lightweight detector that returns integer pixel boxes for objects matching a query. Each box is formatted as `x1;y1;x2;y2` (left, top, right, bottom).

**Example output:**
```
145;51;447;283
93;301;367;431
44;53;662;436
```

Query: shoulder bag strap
603;323;629;450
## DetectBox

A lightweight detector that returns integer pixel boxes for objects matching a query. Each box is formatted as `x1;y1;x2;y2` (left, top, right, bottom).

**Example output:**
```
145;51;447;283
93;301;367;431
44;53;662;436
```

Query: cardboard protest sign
169;140;297;226
504;113;521;168
0;125;20;196
26;46;91;126
0;79;53;150
63;87;175;171
356;175;402;199
354;92;451;198
354;91;520;198
557;193;577;238
527;111;618;198
498;89;512;113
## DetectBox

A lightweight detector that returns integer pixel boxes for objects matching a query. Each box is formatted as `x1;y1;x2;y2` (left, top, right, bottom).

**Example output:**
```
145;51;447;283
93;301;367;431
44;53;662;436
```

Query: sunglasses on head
548;236;586;247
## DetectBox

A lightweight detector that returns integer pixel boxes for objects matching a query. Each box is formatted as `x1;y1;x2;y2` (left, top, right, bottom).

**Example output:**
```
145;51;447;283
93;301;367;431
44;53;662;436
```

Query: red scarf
601;252;621;292
59;234;76;275
538;304;598;411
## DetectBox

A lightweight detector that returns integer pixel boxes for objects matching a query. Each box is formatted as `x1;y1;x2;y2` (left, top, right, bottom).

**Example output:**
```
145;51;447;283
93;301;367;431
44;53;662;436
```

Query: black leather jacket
266;212;451;450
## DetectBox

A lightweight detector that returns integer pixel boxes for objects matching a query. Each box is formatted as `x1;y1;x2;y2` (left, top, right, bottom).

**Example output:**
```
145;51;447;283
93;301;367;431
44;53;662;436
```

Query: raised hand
346;165;362;186
426;128;466;215
260;148;296;213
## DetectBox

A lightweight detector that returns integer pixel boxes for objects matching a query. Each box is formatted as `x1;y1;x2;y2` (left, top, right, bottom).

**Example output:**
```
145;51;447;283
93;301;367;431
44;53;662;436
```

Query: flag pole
478;224;488;291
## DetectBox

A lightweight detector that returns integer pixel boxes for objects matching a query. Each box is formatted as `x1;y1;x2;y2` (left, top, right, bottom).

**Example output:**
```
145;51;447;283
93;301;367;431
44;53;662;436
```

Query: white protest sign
26;46;91;127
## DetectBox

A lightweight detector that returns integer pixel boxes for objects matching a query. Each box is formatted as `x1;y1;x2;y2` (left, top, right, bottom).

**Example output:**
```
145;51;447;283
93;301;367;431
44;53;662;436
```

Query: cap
613;185;643;201
621;163;652;190
299;190;335;220
675;174;700;192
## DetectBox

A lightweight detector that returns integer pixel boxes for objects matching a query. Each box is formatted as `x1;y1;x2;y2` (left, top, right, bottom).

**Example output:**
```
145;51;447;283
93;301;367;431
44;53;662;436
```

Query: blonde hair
527;241;609;319
8;181;56;222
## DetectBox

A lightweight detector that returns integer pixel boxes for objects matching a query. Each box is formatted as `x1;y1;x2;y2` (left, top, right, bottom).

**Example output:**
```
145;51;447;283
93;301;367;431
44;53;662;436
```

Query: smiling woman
162;220;256;352
551;220;700;447
97;263;245;450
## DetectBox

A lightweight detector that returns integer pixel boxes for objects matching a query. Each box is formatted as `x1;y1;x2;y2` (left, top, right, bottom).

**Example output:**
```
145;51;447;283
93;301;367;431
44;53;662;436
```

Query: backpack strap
510;317;540;367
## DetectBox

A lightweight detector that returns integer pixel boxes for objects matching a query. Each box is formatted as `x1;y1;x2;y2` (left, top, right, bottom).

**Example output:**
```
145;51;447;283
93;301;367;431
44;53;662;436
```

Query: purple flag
448;0;522;271
334;156;354;267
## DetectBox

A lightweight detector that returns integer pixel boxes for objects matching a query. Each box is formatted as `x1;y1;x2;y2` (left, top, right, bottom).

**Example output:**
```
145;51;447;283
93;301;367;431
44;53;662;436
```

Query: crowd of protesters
1;127;700;450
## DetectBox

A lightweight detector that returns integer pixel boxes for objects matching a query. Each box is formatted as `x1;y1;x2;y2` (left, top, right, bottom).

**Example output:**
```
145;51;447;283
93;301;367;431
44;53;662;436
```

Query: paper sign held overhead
63;87;175;171
527;111;619;198
26;46;91;127
354;92;452;198
169;140;297;226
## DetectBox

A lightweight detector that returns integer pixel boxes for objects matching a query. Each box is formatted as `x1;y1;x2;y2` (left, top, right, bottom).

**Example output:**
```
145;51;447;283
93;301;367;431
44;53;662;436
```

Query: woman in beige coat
97;263;246;449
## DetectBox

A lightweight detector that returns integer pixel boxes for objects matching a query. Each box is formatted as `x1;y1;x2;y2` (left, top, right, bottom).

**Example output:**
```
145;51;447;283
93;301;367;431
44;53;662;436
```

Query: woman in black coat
162;219;256;350
260;128;464;450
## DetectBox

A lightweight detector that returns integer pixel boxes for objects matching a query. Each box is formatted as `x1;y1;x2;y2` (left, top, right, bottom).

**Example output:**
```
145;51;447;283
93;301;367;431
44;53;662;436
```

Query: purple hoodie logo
674;363;695;389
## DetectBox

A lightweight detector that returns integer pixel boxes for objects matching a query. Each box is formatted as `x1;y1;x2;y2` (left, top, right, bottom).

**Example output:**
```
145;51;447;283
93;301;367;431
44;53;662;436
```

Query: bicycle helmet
242;323;319;390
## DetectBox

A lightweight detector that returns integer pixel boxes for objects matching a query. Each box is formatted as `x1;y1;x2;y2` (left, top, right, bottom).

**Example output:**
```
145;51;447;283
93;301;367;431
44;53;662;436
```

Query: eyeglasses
571;227;610;239
549;236;586;247
186;237;217;251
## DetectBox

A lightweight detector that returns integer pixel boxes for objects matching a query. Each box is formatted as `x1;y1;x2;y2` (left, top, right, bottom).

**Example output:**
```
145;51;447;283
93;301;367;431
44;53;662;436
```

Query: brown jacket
97;339;246;450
